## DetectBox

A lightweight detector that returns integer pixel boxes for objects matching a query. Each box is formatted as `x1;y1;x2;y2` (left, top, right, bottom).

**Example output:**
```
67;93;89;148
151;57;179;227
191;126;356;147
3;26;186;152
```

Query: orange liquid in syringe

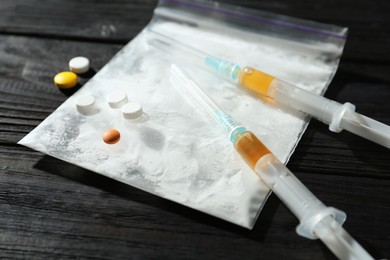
239;67;275;96
234;131;271;170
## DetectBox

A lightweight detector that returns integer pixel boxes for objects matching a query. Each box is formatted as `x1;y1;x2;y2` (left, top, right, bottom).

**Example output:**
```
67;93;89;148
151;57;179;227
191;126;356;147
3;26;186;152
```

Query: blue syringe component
205;57;241;82
215;110;247;143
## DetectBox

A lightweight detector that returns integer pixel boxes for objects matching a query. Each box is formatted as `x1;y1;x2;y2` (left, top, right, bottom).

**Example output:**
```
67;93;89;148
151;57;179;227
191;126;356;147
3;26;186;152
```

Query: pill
121;102;143;119
102;129;120;144
107;90;128;108
75;95;96;115
69;56;90;74
54;71;78;89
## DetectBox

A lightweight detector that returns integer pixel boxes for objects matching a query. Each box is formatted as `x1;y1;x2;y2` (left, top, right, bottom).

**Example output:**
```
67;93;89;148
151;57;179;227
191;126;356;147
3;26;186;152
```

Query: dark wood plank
0;154;389;259
0;0;156;42
0;0;389;259
0;0;389;61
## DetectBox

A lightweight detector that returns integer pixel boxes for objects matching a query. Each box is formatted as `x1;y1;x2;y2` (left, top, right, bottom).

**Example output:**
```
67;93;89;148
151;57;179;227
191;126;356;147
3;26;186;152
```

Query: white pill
75;95;96;115
107;90;128;108
69;56;90;74
121;102;143;119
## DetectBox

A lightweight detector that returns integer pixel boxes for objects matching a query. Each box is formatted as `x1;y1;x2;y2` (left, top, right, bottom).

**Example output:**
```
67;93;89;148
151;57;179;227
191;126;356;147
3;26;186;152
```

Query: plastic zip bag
19;0;347;228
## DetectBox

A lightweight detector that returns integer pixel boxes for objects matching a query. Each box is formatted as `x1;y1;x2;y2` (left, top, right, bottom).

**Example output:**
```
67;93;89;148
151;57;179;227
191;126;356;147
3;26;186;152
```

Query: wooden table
0;1;389;259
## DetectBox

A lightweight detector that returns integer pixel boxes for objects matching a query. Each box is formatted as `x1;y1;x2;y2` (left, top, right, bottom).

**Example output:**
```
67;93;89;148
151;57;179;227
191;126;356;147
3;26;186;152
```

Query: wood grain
0;0;389;61
0;0;389;259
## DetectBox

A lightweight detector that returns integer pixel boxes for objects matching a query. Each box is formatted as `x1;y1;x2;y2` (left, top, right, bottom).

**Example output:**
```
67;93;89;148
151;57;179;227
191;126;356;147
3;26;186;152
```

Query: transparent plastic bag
19;0;347;228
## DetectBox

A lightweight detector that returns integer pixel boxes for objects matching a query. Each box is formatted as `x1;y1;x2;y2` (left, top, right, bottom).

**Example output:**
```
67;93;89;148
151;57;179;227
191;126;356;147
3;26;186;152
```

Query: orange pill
102;129;120;144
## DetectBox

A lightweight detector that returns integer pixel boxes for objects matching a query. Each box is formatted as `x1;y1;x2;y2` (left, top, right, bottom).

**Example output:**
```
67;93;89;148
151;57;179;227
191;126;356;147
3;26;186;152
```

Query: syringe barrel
233;131;325;220
235;132;347;235
236;134;373;259
269;79;341;124
314;216;374;260
238;66;276;97
234;131;271;169
254;153;326;221
237;67;342;125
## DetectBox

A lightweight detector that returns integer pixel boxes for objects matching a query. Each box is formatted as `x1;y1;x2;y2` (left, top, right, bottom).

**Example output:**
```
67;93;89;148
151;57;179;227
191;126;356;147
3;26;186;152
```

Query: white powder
19;19;344;228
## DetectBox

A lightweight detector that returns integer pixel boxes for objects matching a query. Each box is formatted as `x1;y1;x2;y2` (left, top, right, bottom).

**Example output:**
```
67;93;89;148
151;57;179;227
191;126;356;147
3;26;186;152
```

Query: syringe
170;64;373;260
148;30;390;149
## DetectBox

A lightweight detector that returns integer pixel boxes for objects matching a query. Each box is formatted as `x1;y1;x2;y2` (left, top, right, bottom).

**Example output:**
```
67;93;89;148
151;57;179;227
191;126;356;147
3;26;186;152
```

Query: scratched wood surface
0;0;389;259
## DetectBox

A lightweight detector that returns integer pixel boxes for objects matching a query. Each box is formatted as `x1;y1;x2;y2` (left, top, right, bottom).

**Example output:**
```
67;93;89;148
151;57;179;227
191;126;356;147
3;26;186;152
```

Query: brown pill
102;129;120;144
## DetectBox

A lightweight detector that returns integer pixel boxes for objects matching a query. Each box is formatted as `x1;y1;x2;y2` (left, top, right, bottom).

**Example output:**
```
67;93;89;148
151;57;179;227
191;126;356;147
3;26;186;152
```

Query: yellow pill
54;71;78;89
